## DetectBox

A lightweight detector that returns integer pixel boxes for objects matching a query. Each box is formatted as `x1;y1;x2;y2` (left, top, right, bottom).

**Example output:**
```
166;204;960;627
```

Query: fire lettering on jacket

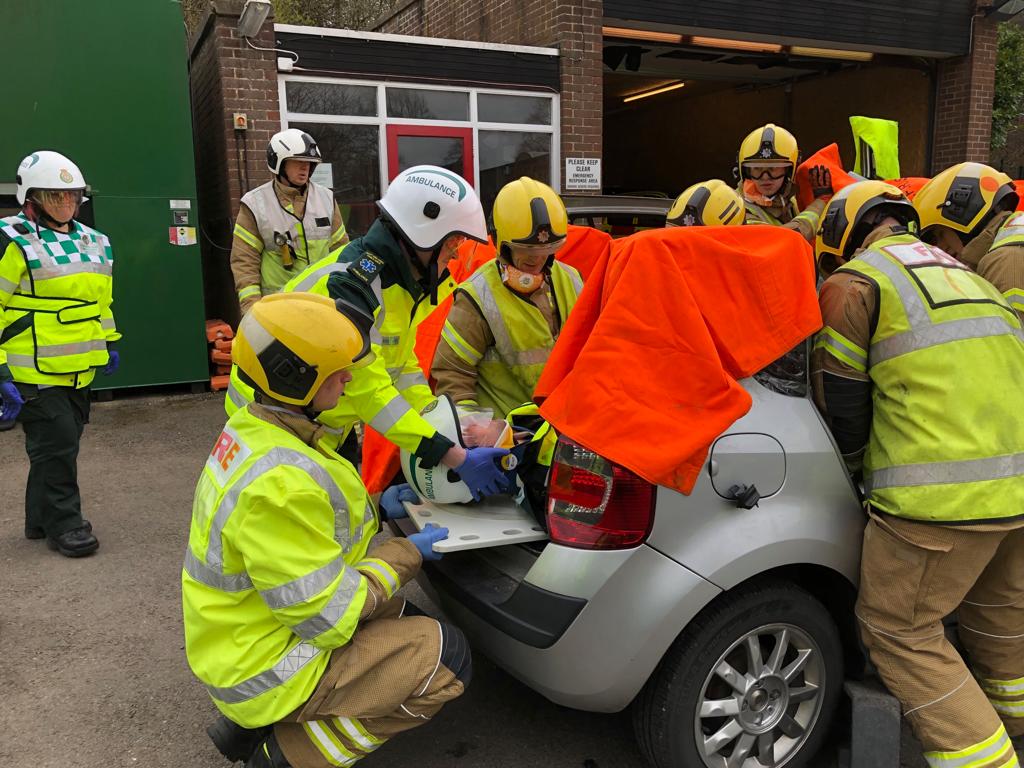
207;427;252;485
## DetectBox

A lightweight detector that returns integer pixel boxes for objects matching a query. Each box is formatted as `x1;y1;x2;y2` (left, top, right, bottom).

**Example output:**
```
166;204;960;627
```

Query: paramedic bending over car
431;177;583;419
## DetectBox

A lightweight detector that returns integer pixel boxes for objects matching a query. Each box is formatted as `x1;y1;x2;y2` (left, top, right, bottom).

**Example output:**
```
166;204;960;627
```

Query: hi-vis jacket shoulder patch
348;251;385;285
206;426;252;486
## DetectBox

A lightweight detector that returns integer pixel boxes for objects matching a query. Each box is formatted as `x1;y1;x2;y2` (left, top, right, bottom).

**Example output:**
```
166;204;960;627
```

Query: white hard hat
16;151;87;205
402;395;522;504
379;165;488;251
267;129;322;174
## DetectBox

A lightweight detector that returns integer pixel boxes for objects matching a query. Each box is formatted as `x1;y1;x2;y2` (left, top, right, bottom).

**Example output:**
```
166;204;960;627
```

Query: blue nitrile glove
102;346;120;376
380;483;419;521
456;446;512;500
408;523;448;561
0;381;24;423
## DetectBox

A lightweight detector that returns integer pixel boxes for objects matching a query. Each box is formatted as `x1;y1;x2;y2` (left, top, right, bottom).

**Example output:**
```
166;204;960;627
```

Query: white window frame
278;75;561;198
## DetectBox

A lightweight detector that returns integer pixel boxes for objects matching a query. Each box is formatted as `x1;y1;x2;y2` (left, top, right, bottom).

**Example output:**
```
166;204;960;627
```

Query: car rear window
568;212;666;239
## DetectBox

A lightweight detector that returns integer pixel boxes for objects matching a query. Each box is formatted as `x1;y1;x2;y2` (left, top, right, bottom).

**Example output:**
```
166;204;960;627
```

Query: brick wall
189;0;278;324
932;1;998;172
376;0;604;194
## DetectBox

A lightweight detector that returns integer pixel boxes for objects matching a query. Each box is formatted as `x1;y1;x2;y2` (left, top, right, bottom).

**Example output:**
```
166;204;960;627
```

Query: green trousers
15;384;90;538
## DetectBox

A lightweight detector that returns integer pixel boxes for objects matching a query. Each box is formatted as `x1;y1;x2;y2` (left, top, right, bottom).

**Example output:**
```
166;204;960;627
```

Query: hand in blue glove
0;381;24;423
102;348;120;376
408;523;448;561
457;446;512;500
379;483;420;521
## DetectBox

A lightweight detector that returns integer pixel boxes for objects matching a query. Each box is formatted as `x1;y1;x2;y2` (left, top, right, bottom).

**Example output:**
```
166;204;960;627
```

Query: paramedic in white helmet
325;165;511;502
230;128;349;314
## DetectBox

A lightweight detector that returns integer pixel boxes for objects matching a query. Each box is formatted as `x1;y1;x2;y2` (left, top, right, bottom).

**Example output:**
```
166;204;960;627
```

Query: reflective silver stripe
820;334;868;370
993;227;1024;248
441;325;482;365
37;339;107;358
369;281;385;346
289;566;363;640
385;366;402;381
259;555;345;609
182;547;254;592
396;371;428;391
357;559;399;596
226;379;248;410
4;354;34;368
468;270;517;363
871;316;1024;364
981;676;1024;695
557;263;584;296
510;346;551;366
381;335;401;346
924;729;1012;768
31;261;112;279
207;641;323;704
867;451;1024;492
292;261;345;292
368;395;412;435
858;250;1024;366
0;276;17;293
101;318;116;330
1006;294;1024;312
205;447;351;569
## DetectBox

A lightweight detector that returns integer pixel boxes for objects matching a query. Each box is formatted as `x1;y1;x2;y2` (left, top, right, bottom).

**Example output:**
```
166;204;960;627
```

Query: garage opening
601;32;934;199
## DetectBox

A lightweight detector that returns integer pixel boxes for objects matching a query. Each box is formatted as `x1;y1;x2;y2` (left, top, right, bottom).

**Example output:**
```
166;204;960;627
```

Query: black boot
245;733;290;768
27;518;91;540
46;525;99;557
207;716;271;763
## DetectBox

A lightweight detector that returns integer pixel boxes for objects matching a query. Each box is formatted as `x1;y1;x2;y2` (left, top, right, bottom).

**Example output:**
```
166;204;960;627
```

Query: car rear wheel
634;580;843;768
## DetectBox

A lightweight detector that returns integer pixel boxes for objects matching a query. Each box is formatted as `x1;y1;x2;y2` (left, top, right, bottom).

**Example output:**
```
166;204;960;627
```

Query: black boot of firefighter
245;733;291;768
207;715;271;763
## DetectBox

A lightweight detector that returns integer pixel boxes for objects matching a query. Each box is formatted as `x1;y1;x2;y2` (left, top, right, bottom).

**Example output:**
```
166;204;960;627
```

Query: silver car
395;207;864;768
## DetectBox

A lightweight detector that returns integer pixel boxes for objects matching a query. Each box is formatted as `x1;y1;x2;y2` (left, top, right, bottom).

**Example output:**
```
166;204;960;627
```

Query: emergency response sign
565;158;601;191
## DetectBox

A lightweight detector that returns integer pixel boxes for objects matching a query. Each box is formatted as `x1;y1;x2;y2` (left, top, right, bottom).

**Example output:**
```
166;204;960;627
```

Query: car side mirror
708;432;786;508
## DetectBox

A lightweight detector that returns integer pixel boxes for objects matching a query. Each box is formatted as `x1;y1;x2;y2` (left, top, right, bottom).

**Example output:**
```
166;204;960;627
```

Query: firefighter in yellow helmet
431;177;584;418
666;179;745;227
914;162;1024;320
736;123;831;243
812;181;1024;768
183;292;470;768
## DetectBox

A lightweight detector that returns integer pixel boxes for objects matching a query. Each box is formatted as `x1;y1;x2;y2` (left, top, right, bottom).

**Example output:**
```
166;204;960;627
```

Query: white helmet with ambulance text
402;395;521;504
378;165;488;250
16;151;87;205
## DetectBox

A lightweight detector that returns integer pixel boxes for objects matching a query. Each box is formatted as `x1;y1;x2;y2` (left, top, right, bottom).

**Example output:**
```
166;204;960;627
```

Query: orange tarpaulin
1015;181;1024;211
535;225;822;496
885;177;930;201
794;143;857;210
360;225;610;493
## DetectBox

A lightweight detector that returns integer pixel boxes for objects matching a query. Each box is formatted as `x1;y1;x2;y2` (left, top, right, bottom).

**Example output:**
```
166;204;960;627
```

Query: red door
386;125;475;185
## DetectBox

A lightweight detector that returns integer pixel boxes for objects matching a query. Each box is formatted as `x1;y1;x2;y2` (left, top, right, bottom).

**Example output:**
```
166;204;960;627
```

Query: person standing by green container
0;151;121;557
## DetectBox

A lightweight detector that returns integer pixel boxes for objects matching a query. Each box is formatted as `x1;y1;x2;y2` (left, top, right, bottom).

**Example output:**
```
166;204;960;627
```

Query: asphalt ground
0;393;929;768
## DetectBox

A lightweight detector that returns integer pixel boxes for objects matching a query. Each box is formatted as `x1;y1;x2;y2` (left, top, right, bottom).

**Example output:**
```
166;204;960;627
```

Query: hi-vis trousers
275;598;470;768
857;512;1024;768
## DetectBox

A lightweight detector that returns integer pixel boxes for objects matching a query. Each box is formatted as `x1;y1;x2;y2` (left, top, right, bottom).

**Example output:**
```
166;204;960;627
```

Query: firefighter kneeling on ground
812;181;1024;767
182;292;470;768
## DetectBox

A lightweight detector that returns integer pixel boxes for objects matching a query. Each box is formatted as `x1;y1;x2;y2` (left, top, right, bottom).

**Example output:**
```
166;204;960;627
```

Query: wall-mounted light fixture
602;26;684;44
237;0;272;38
690;36;783;53
790;46;873;61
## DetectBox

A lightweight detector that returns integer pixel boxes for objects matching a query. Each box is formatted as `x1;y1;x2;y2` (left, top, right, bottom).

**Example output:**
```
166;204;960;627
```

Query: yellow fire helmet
492;177;568;261
913;162;1018;239
816;180;919;271
666;179;745;227
737;123;800;180
232;292;373;407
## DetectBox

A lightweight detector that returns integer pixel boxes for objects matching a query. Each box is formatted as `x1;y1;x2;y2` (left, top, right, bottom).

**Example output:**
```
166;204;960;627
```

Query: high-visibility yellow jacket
226;220;456;464
821;233;1024;523
440;260;582;417
181;404;420;727
0;213;119;388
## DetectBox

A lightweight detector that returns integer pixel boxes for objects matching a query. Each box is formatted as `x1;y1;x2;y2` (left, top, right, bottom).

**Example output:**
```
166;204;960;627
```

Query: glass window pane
477;94;552;125
386;88;469;121
478;130;552;213
290;122;380;237
396;135;465;176
285;82;377;116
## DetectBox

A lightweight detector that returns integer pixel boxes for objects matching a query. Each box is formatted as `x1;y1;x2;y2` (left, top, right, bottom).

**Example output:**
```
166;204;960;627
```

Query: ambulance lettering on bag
206;427;252;485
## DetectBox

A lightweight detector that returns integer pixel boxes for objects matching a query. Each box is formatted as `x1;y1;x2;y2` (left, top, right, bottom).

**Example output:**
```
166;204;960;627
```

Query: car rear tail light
546;437;656;550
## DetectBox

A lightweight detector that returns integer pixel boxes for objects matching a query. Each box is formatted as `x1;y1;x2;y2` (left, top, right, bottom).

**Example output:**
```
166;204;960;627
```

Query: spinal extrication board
403;496;548;552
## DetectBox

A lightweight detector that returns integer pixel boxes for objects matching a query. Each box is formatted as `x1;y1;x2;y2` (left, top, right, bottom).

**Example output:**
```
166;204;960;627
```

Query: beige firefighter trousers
274;598;466;768
857;512;1024;767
